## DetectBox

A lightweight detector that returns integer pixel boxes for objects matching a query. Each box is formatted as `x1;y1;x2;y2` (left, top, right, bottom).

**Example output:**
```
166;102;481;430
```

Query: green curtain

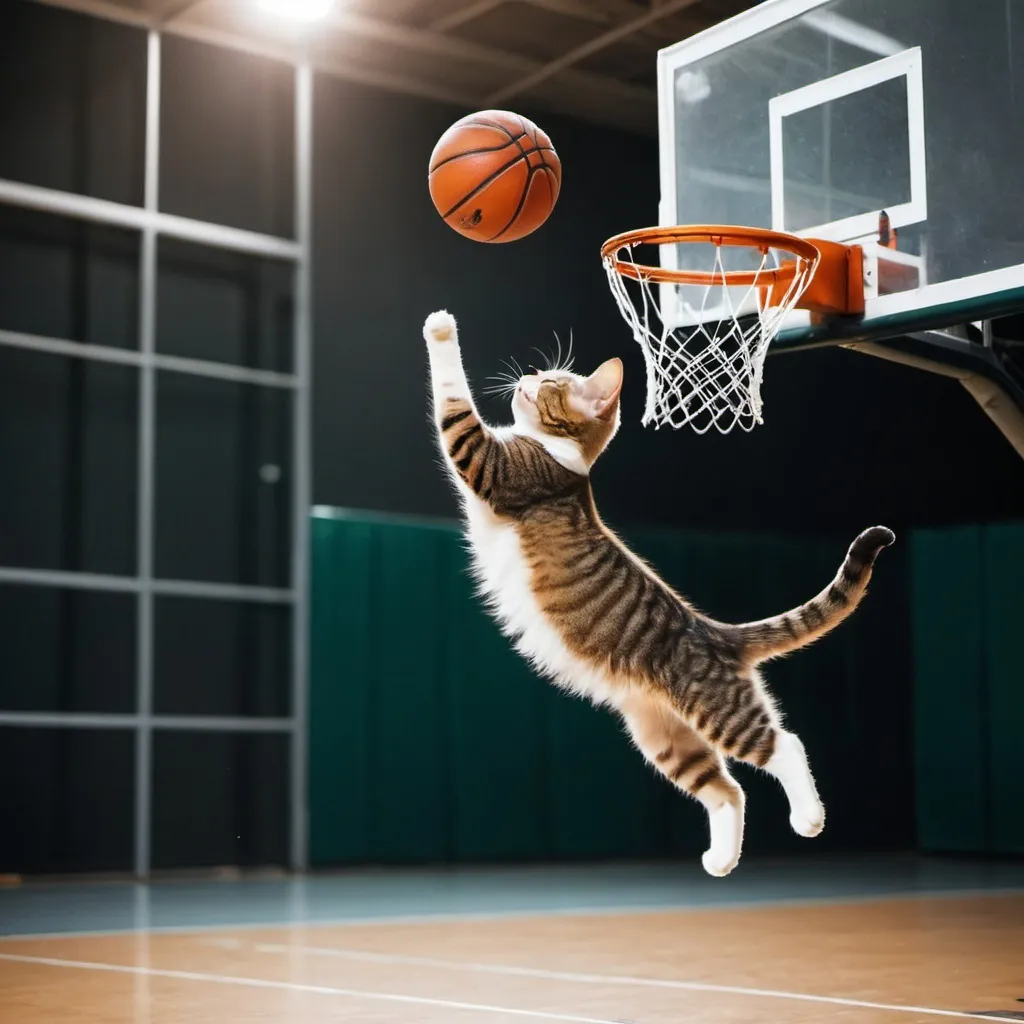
309;508;915;866
912;523;1024;855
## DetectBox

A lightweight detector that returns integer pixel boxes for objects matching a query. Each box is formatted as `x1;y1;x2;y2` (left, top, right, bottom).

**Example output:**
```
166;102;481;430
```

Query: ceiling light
256;0;335;23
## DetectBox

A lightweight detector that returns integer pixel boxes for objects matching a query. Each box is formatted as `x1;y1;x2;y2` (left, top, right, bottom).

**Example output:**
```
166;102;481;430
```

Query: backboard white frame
655;0;1024;339
768;47;927;243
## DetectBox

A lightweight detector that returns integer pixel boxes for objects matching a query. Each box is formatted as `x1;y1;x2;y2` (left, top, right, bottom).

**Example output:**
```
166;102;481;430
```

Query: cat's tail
732;526;895;663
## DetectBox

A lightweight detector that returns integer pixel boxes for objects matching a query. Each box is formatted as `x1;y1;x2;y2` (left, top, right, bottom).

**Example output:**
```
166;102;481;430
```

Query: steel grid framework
0;23;313;876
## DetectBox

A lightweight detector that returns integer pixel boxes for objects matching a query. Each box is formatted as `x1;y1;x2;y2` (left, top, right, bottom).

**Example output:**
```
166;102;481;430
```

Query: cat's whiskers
551;330;575;374
562;329;576;373
483;370;521;398
503;357;525;379
533;332;576;375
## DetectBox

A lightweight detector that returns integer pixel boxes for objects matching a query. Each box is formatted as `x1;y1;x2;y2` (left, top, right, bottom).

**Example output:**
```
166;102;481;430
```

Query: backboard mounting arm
843;327;1024;459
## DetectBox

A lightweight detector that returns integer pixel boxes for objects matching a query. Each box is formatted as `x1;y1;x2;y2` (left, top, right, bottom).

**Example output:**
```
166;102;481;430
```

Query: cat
423;309;893;877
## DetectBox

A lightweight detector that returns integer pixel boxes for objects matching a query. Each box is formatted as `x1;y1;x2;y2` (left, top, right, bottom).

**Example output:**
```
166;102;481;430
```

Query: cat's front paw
424;310;457;344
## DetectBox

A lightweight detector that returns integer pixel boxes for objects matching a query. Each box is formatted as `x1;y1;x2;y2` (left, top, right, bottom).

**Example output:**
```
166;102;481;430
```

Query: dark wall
311;80;1024;534
0;1;146;204
310;74;662;520
0;0;1018;874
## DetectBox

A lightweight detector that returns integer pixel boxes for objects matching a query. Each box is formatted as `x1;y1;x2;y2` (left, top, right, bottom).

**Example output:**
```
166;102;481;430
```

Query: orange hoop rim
601;224;822;287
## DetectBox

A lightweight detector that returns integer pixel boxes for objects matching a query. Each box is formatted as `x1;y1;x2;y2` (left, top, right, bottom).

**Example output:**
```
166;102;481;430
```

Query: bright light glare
257;0;334;22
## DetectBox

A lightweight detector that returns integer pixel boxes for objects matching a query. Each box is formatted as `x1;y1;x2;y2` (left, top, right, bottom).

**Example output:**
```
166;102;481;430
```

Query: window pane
0;1;146;205
0;349;138;575
0;587;135;713
154;598;290;717
151;731;288;870
157;238;294;373
155;372;291;587
0;205;140;349
0;727;134;874
160;36;295;237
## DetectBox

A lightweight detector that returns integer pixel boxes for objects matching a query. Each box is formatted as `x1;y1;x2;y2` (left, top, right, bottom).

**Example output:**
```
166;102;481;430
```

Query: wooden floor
1;892;1021;1022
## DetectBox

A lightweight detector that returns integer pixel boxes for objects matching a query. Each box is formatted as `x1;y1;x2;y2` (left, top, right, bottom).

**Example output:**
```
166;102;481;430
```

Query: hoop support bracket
769;239;865;317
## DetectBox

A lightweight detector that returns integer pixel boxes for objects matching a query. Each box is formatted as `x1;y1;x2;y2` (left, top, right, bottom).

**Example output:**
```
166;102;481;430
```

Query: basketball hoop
601;226;864;433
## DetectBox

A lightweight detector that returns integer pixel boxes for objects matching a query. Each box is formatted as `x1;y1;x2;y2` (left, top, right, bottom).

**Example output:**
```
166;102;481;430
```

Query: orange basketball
428;110;561;243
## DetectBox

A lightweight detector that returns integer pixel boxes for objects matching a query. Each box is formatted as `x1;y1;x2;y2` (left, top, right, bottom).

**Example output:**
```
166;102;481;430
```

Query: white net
604;241;818;433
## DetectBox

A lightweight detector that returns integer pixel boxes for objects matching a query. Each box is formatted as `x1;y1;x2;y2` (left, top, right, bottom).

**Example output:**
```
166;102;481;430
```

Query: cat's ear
581;358;623;420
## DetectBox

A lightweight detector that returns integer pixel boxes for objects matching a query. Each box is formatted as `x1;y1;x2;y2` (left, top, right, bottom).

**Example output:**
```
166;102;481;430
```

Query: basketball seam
429;134;528;174
440;149;556;221
486;163;549;242
466;117;520;142
540;163;559;203
516;114;557;204
518;114;540;149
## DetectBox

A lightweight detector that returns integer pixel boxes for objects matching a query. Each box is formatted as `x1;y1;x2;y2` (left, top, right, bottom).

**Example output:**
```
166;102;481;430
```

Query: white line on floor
0;951;623;1024
250;941;1006;1022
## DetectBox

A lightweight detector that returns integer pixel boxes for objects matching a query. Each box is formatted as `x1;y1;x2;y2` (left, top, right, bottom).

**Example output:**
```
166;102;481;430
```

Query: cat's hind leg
621;693;745;877
680;673;824;839
763;729;825;838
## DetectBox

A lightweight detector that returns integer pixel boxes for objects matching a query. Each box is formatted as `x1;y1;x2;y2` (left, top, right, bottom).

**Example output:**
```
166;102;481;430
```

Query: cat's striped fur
424;310;893;876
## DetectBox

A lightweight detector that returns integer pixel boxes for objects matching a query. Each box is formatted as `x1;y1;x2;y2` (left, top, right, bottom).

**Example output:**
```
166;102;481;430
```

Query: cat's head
511;358;624;466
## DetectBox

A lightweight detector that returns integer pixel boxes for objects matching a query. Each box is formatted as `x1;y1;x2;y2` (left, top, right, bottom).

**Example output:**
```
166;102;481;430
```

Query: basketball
428;110;561;243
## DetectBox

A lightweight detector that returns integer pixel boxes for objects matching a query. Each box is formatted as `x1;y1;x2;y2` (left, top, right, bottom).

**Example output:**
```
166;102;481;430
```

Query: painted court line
0;952;620;1024
251;941;1005;1022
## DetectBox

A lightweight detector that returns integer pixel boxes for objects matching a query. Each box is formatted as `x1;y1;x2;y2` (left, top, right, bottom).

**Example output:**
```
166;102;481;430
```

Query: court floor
1;855;1022;1022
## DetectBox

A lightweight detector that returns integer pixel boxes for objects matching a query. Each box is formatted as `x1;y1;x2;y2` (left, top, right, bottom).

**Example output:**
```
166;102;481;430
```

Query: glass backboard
658;0;1024;348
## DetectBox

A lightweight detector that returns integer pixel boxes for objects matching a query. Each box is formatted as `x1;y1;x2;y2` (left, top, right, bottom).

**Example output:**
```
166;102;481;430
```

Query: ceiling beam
376;0;439;17
534;0;649;22
29;0;654;129
159;0;204;23
485;0;702;102
432;0;639;32
30;0;478;106
429;0;504;33
328;8;655;107
33;0;151;28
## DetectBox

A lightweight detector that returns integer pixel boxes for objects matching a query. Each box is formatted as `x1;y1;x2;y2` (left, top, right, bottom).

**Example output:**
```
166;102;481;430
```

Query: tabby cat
423;309;893;877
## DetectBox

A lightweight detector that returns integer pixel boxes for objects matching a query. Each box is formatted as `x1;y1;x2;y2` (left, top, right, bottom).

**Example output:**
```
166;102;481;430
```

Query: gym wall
0;0;1019;877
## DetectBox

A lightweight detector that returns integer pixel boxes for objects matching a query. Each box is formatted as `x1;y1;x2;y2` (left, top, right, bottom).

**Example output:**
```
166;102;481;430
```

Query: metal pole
290;62;314;873
0;326;298;387
0;177;301;260
134;28;161;879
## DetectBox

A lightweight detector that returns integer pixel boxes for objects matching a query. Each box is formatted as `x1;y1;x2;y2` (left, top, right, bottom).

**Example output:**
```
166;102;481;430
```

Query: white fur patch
458;491;622;708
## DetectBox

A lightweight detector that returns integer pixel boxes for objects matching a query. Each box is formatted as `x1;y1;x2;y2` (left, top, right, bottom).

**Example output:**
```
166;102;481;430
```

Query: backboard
658;0;1024;350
